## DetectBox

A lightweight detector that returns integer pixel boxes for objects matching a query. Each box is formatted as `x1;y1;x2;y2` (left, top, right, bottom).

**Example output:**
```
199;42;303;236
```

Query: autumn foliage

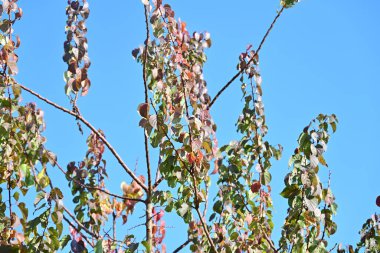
0;0;378;253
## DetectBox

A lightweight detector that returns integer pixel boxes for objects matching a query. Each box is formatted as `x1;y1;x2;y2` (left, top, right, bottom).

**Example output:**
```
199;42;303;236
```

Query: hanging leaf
149;114;158;129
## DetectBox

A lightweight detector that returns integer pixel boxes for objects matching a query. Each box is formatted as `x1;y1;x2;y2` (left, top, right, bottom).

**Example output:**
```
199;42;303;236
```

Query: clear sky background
14;0;380;251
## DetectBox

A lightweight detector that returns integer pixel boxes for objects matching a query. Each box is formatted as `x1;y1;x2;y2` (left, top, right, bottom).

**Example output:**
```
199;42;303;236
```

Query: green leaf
60;235;71;249
13;191;20;201
330;121;337;133
34;192;45;206
318;155;328;167
141;240;151;252
261;171;271;185
280;185;300;199
230;231;239;240
213;200;223;214
18;202;28;220
331;202;338;215
51;211;63;224
95;240;103;253
20;164;34;187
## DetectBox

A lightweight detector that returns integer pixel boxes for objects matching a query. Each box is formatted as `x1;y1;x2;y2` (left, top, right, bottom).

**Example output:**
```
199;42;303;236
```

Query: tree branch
19;84;148;192
142;4;153;252
195;207;218;253
208;7;285;109
263;230;278;253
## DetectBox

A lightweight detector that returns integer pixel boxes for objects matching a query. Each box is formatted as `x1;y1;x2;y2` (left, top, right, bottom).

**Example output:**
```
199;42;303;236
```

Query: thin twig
128;222;146;231
263;230;277;253
328;243;338;253
173;239;191;253
63;203;99;239
208;7;285;109
19;84;147;192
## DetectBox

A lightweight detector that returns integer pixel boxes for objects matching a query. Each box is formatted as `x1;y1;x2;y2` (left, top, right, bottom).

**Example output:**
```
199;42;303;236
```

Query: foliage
0;0;378;252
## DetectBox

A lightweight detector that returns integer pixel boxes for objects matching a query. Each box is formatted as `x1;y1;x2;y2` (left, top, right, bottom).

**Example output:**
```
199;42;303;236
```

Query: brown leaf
250;181;261;193
122;215;128;225
137;103;149;118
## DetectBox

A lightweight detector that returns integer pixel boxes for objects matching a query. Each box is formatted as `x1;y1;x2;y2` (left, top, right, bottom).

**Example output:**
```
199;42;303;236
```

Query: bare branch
328;243;338;253
173;239;191;253
19;84;148;192
208;7;285;109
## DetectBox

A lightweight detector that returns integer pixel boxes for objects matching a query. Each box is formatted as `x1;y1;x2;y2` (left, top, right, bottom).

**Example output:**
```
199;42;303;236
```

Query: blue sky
15;0;379;251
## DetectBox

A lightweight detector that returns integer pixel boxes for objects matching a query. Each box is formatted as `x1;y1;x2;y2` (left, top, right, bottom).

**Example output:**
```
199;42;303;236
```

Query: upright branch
142;3;154;252
208;7;284;109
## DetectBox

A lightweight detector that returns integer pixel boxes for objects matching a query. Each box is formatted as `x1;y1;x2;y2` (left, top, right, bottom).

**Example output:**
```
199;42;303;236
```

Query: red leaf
376;196;380;207
250;181;261;193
